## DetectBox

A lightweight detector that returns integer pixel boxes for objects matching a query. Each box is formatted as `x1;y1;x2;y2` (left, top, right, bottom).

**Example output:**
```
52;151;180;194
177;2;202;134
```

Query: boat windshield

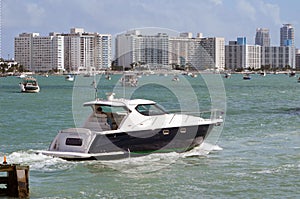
99;105;128;114
24;79;37;85
135;104;168;116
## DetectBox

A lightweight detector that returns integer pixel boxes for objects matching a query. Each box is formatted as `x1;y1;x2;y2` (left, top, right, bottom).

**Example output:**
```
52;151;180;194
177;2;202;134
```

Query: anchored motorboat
65;74;75;82
19;76;40;93
41;93;223;160
243;73;251;80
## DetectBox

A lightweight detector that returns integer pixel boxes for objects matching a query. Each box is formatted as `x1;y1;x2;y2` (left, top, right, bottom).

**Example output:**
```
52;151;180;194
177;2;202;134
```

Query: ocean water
0;73;299;198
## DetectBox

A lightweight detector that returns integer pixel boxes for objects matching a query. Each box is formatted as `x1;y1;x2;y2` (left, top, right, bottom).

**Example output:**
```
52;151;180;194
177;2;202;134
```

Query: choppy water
0;73;299;198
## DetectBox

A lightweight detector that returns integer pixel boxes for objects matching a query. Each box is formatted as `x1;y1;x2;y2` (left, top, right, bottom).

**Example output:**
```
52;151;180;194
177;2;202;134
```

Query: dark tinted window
66;138;83;146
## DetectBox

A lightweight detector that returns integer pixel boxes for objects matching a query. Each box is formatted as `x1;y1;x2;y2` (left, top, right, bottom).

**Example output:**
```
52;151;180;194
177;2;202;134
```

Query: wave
5;150;76;172
3;143;222;174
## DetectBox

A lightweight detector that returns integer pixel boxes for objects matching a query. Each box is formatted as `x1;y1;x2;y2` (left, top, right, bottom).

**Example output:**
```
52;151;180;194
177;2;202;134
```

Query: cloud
236;0;256;21
209;0;223;6
26;3;46;26
258;1;282;25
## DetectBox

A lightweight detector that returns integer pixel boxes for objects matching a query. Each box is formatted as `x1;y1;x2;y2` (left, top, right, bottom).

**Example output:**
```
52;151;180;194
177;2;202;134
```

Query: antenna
91;78;97;99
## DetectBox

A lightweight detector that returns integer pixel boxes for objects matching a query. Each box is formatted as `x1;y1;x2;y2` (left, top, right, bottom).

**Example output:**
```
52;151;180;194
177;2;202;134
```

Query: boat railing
168;109;224;122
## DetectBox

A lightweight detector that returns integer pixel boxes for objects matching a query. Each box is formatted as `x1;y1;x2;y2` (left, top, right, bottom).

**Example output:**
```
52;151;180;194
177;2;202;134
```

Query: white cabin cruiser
41;94;223;160
19;76;40;93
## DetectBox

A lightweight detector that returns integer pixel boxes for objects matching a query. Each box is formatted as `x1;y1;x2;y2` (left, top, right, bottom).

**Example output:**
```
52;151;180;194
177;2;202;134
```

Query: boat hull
45;124;213;161
21;86;40;93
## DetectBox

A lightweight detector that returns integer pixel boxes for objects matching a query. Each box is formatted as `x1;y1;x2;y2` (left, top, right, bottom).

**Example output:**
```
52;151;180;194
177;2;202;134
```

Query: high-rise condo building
225;37;261;70
225;36;295;70
116;31;225;70
169;33;225;70
295;49;300;70
14;33;64;72
261;46;295;69
14;28;112;72
280;24;294;46
255;28;270;46
115;30;169;70
62;28;112;72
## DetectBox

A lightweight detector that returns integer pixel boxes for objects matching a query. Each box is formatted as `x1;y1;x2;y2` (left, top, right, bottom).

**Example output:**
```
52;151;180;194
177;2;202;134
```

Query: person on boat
95;107;107;119
95;106;112;130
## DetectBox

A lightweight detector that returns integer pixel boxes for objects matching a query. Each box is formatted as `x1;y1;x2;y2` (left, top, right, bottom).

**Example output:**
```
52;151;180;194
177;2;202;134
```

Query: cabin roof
83;98;156;108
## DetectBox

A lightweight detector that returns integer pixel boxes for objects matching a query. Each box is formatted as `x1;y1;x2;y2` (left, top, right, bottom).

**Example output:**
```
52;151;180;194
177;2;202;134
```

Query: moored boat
17;73;27;78
289;71;296;77
243;74;251;80
40;93;223;160
224;73;231;79
19;77;40;93
65;74;75;81
260;71;266;76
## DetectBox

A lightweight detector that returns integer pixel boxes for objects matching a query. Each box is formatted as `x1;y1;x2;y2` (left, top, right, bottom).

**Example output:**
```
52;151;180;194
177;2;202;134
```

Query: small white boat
224;73;231;79
172;75;180;81
17;74;27;78
260;71;266;76
188;73;197;78
40;93;223;160
65;75;74;82
289;71;296;77
19;77;40;93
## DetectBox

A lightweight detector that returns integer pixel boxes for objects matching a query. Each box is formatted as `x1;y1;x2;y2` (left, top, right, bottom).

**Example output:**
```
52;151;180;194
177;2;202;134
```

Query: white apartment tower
63;29;112;72
15;28;112;72
261;46;295;69
115;30;169;69
169;33;225;70
14;33;38;71
296;49;300;70
14;33;64;72
225;38;261;70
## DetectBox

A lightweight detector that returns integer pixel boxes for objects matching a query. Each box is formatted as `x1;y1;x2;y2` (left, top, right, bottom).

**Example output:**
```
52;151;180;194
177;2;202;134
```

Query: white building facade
169;33;225;70
14;33;64;72
14;28;111;72
225;37;295;70
225;39;261;70
59;28;112;72
261;46;295;69
115;30;169;69
14;33;38;71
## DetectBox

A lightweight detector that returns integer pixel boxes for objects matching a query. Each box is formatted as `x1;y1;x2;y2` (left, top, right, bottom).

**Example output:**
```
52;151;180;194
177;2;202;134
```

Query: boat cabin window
95;105;129;114
135;104;167;116
93;105;129;130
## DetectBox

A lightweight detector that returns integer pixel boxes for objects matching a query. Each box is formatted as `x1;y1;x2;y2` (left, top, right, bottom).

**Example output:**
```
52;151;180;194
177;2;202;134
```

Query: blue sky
1;0;299;59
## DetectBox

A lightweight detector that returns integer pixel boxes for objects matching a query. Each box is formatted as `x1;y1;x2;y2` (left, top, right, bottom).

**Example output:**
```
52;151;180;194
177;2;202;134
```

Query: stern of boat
48;128;94;154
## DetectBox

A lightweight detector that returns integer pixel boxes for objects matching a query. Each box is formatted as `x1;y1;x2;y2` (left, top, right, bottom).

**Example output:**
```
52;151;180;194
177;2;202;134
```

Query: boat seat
83;114;111;131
